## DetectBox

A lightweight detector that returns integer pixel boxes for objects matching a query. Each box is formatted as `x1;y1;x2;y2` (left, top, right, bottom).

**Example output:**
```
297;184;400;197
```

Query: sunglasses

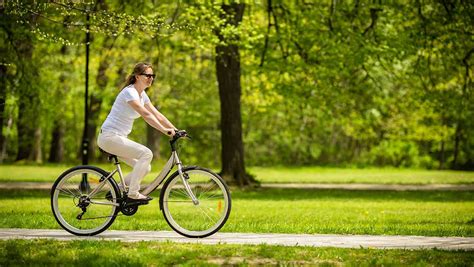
140;73;156;79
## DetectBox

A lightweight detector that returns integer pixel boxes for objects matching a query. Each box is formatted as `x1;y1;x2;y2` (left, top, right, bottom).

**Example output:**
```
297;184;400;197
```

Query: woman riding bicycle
97;62;177;203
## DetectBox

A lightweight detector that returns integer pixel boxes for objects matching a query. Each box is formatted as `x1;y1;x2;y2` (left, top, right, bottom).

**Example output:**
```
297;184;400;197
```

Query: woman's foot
127;193;153;202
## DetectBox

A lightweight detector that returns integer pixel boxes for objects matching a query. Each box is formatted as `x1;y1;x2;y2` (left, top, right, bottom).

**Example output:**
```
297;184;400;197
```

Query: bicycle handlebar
169;130;190;151
172;130;191;141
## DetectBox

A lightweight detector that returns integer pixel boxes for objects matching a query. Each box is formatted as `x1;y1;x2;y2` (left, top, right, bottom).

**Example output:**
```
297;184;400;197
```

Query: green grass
1;188;473;237
1;164;474;184
249;166;474;184
1;239;472;266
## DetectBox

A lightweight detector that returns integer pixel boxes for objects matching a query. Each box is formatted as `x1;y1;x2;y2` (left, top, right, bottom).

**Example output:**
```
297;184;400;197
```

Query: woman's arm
144;102;177;130
128;100;175;136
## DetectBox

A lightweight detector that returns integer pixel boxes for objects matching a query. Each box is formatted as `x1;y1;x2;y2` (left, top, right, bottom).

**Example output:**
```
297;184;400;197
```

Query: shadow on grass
1;188;473;203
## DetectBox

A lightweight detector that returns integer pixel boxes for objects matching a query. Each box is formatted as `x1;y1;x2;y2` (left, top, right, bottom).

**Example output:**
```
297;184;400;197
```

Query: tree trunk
0;116;12;163
0;0;7;162
48;120;65;163
16;88;40;161
48;44;68;163
15;13;40;162
86;92;102;162
215;3;256;186
0;65;6;161
439;140;445;170
452;123;462;169
32;127;42;162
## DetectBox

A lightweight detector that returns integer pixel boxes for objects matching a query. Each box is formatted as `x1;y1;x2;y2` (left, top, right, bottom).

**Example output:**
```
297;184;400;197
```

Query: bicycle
51;130;231;238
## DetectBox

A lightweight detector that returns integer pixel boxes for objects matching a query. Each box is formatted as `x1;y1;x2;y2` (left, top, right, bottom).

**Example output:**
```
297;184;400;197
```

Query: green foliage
0;1;473;169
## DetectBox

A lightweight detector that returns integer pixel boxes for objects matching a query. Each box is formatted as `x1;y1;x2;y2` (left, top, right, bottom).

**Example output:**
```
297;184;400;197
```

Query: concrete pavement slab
0;229;472;251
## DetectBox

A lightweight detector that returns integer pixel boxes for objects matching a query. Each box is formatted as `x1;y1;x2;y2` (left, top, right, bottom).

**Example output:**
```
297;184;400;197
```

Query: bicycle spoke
52;167;119;236
162;169;230;238
201;194;224;200
200;200;223;214
171;188;190;199
58;193;76;199
197;205;217;223
197;183;217;197
57;188;78;198
59;185;80;198
65;180;83;196
199;190;222;201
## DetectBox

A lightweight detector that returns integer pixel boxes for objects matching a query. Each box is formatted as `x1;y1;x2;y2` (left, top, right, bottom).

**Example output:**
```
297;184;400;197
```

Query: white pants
97;131;152;198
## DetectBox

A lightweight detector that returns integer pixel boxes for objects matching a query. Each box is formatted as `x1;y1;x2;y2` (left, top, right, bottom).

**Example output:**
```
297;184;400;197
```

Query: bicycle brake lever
177;130;191;140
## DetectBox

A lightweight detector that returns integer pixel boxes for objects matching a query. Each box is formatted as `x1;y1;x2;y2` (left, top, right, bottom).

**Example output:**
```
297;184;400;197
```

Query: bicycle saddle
99;148;118;162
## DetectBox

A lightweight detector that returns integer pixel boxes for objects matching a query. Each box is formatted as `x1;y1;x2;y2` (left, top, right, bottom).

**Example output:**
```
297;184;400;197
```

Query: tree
11;10;41;162
215;3;257;186
2;1;472;171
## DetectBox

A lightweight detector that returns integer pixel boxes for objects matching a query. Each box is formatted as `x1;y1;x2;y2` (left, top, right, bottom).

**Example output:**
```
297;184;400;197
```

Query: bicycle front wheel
160;167;231;238
51;166;120;236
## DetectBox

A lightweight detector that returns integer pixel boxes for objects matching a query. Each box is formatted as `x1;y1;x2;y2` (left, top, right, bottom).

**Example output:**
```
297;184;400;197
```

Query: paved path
1;229;473;251
1;182;474;191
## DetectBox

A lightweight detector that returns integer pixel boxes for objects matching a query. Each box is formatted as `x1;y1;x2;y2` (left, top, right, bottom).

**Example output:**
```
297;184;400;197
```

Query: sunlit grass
1;188;473;237
1;239;472;266
1;164;474;184
248;166;474;184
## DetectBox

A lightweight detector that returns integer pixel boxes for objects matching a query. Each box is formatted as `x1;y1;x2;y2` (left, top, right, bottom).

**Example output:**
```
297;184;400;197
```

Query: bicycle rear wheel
51;166;120;236
160;167;231;238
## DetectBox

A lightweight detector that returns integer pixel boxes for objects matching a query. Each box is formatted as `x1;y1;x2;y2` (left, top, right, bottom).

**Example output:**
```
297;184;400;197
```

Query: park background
1;0;474;265
1;0;473;173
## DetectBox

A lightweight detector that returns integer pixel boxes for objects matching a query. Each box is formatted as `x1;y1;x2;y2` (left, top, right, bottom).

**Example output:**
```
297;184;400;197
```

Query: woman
97;62;177;203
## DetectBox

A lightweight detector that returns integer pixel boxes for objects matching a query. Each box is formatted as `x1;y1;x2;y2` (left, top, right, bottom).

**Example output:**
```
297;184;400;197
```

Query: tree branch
440;0;454;19
259;0;273;67
462;47;474;79
271;3;288;59
327;0;335;31
362;8;383;36
169;0;181;26
462;47;474;96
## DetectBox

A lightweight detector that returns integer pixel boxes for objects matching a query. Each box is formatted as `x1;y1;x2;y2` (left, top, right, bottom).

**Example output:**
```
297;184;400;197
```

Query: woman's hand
166;128;176;137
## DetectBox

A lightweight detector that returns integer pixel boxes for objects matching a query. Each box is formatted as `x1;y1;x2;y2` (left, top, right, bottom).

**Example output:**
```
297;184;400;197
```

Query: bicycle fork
173;151;199;205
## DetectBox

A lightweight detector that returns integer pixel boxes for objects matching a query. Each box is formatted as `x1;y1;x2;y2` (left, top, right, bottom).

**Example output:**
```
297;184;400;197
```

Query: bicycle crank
121;205;139;216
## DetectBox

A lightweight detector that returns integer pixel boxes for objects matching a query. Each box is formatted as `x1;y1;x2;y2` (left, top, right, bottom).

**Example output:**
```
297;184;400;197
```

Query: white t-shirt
101;85;151;136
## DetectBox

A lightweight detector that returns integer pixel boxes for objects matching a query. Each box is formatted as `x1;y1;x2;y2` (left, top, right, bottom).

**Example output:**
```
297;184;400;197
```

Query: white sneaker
128;193;152;201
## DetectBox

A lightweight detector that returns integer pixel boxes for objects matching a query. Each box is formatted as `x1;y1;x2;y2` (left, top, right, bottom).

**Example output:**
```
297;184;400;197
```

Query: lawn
1;167;473;266
1;239;472;266
1;188;473;237
249;166;474;184
1;164;474;184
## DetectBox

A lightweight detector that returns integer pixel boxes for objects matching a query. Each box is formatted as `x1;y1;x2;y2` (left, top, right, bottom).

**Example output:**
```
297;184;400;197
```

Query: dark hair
121;62;153;89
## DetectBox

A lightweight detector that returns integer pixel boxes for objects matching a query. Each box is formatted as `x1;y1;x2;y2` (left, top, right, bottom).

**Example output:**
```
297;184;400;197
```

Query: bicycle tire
160;166;231;238
51;165;120;236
